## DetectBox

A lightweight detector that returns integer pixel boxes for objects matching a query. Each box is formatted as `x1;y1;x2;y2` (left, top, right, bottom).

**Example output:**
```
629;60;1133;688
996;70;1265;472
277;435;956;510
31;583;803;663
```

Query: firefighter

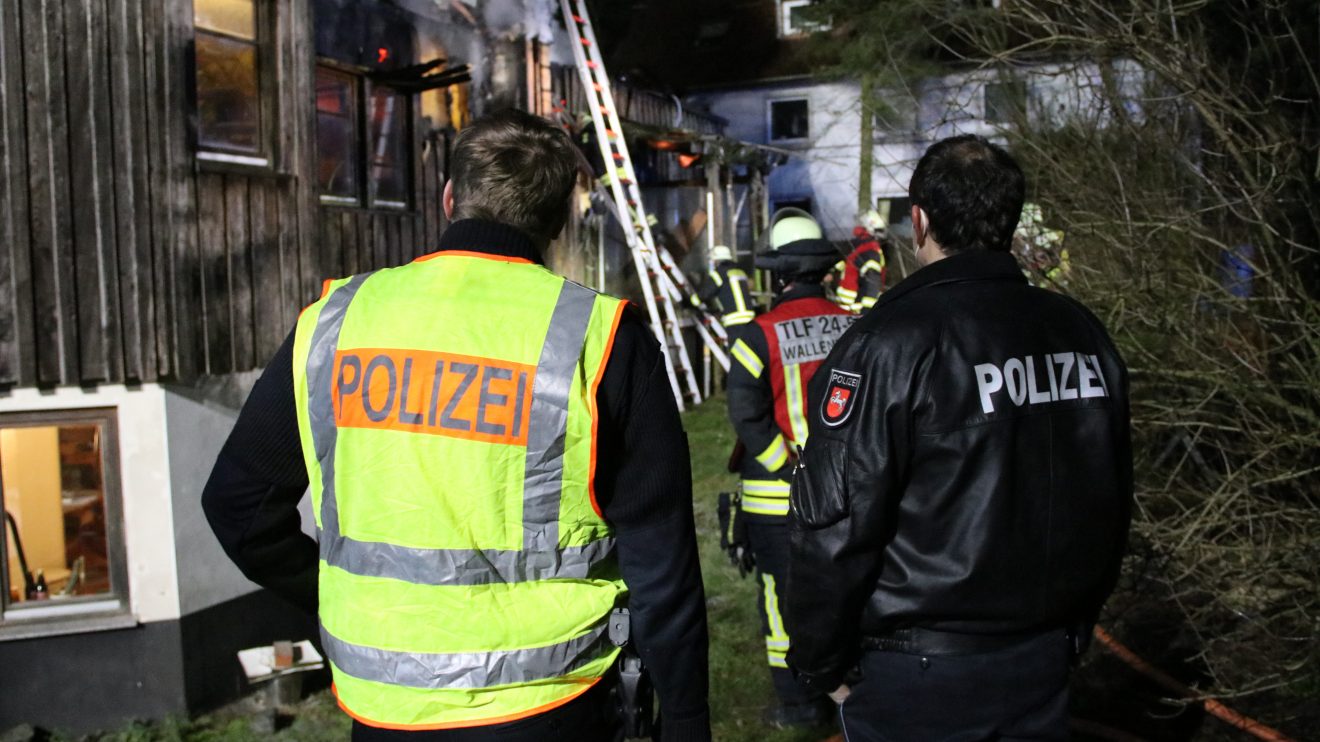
834;210;887;313
786;135;1131;740
726;209;857;728
202;110;711;742
696;244;756;329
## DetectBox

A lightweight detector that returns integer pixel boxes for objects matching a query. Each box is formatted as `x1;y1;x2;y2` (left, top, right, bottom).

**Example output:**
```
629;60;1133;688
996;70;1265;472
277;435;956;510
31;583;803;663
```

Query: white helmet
769;209;824;250
859;209;887;233
710;245;734;263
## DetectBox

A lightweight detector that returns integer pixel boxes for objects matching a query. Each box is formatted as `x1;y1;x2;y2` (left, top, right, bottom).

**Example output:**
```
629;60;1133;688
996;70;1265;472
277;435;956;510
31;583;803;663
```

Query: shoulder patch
821;369;863;427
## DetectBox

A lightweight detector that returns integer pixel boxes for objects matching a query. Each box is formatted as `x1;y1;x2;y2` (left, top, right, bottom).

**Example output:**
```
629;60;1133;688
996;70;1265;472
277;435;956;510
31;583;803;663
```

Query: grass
684;395;838;742
46;395;833;742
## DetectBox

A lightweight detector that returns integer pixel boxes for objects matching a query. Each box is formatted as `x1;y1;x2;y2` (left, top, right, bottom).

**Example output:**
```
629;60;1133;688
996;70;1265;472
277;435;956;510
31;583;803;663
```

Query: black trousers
350;676;622;742
745;517;819;707
838;630;1071;742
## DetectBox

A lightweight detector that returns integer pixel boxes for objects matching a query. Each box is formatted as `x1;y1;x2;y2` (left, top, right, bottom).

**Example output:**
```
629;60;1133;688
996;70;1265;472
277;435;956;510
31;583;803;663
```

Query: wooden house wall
0;0;450;388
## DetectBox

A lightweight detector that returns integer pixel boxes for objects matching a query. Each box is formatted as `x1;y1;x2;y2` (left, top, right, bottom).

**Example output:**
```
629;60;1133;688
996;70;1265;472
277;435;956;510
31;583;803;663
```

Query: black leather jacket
784;250;1132;690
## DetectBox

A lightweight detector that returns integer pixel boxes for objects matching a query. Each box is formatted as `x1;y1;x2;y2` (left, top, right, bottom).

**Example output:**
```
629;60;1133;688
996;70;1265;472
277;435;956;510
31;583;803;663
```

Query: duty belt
861;627;1054;656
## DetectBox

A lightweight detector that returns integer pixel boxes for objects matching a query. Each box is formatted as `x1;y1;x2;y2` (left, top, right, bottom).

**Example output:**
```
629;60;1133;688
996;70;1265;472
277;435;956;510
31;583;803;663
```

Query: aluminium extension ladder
560;0;730;410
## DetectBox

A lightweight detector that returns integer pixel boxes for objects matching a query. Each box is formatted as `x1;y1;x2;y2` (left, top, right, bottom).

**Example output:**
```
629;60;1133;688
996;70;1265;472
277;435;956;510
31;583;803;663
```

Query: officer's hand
828;684;851;705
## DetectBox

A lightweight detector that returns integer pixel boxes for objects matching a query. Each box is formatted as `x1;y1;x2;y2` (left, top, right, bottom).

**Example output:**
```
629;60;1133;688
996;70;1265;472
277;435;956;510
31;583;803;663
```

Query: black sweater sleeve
595;311;711;742
201;329;317;614
202;311;710;740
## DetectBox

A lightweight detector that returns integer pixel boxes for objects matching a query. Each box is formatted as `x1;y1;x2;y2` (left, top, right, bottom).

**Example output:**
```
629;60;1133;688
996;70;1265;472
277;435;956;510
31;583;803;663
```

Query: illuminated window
769;98;809;141
194;0;271;166
316;64;413;209
1;410;128;635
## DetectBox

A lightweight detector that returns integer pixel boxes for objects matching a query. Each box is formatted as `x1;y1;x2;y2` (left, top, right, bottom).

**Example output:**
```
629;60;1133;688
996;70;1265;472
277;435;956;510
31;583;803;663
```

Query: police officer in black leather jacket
785;135;1133;740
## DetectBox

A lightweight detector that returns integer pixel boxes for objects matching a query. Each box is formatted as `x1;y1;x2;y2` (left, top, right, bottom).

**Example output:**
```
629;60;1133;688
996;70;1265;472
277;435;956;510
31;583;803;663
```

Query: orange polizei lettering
332;348;535;446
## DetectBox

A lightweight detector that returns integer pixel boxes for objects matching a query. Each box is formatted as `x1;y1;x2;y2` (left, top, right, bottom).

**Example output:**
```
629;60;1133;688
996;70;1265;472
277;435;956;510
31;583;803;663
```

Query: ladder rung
580;37;592;46
572;14;584;22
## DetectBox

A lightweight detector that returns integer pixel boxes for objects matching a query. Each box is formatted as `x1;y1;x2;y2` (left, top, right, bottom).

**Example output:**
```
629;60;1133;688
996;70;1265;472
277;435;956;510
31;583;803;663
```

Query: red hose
1093;626;1296;742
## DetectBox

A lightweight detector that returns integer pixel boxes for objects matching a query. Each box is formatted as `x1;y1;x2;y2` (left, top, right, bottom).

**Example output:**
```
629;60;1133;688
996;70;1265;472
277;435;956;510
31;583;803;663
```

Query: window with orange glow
1;409;127;633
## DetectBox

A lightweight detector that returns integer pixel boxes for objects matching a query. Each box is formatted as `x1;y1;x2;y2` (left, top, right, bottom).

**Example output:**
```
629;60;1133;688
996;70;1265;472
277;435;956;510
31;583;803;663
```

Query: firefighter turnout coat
834;236;886;312
695;260;756;328
727;284;857;518
293;250;627;729
784;250;1133;692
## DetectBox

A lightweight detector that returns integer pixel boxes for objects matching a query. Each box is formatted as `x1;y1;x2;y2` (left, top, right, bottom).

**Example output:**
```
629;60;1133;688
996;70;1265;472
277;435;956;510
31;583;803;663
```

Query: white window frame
778;0;832;38
0;408;134;641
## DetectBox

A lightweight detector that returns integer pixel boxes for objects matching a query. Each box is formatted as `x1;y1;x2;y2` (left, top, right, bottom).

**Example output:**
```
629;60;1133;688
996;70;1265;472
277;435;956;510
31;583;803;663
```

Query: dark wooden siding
0;0;451;387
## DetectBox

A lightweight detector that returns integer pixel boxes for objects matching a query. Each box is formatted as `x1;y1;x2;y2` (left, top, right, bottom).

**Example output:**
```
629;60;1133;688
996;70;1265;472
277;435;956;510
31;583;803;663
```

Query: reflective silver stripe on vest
321;534;615;586
307;273;375;542
321;621;613;689
305;274;604;581
522;280;596;552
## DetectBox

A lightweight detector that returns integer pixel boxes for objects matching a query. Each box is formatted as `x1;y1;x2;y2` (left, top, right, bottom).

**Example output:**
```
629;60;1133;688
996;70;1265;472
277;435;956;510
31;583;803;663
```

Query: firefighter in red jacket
726;209;857;728
834;210;887;313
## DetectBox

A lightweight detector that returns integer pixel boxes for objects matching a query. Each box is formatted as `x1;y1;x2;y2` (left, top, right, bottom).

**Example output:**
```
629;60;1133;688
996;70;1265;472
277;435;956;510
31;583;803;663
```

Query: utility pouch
608;608;655;739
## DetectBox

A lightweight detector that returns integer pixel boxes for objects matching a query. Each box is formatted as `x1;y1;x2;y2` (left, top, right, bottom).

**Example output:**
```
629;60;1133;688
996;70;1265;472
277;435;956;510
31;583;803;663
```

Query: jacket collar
429;219;544;265
773;282;828;308
874;250;1024;310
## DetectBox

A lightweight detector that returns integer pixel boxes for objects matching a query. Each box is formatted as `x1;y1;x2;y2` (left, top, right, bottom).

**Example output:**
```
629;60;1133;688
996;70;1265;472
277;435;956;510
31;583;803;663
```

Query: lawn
38;394;831;742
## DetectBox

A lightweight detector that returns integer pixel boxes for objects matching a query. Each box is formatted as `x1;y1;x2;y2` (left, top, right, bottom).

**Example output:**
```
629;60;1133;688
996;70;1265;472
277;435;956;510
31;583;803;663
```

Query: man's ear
911;205;927;249
443;180;455;220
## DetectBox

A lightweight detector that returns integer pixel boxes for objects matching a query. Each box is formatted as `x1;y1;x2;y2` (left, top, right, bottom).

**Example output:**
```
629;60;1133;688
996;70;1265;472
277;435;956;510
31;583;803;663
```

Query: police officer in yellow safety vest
726;209;856;729
202;109;711;742
691;245;756;329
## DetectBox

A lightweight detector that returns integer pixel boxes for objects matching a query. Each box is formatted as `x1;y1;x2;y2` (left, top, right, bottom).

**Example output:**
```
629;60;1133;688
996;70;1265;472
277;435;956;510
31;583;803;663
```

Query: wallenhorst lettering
973;352;1108;415
333;348;536;446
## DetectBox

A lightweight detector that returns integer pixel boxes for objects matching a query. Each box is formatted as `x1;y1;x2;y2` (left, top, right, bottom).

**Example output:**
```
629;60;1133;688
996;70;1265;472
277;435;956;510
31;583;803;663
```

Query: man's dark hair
908;135;1026;254
449;109;581;245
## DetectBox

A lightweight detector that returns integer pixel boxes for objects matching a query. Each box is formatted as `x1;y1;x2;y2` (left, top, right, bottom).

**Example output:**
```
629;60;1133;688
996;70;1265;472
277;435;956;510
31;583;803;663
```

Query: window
778;0;831;38
769;98;810;141
316;67;361;203
984;80;1028;124
1;410;128;636
316;65;413;209
368;87;409;207
194;0;271;167
872;95;920;139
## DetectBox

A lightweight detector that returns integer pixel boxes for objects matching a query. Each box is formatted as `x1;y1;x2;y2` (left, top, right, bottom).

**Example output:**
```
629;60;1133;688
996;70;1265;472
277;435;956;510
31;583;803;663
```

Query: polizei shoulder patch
821;369;862;427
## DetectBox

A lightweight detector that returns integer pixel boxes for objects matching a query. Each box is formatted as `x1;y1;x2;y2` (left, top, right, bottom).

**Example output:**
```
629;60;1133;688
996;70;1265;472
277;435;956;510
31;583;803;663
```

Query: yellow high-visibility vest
293;250;627;730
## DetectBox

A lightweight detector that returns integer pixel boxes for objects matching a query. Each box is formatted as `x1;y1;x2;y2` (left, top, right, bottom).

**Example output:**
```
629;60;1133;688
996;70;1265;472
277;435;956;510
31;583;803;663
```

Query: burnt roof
586;0;829;92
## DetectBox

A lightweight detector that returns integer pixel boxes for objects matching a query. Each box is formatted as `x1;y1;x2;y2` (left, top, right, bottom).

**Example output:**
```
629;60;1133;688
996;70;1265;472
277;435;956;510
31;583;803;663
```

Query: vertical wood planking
283;0;319;305
225;177;254;371
147;0;202;380
256;181;293;359
66;0;123;383
142;0;173;378
23;1;79;385
319;209;342;286
196;174;228;374
343;210;361;275
0;0;35;386
106;0;157;382
399;217;415;267
374;212;388;266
